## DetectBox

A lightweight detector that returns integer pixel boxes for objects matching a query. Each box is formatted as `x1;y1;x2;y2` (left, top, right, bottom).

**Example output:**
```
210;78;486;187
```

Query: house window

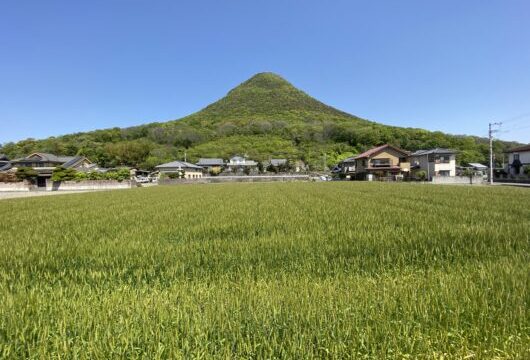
513;153;520;161
370;158;390;167
399;157;407;163
439;170;450;177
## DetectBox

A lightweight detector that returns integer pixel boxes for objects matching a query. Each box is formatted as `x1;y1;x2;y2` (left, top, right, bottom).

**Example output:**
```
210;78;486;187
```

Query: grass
0;182;528;359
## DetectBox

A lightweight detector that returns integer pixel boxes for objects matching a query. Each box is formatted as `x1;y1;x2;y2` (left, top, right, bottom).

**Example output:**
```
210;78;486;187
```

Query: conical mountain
179;72;366;127
191;72;350;118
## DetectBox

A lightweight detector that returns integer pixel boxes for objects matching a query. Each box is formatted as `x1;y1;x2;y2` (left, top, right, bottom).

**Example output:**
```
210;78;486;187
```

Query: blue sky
1;0;529;144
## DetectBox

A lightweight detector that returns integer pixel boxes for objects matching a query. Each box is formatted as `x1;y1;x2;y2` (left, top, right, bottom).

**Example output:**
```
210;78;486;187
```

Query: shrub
0;172;18;183
415;170;427;181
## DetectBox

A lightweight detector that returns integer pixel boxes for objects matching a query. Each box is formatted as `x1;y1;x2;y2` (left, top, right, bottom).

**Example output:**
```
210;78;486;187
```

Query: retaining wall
159;175;310;185
431;176;484;185
0;182;31;192
47;180;134;191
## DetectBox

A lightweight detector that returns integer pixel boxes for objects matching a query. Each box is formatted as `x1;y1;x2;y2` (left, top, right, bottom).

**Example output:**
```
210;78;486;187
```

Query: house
338;156;356;177
263;158;289;172
155;160;204;179
9;152;94;187
0;154;10;170
505;144;530;175
410;148;456;180
196;158;225;173
354;144;410;180
226;156;258;174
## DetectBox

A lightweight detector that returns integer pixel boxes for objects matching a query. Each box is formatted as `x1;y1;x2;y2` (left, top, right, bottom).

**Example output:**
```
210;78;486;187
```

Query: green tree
15;167;38;182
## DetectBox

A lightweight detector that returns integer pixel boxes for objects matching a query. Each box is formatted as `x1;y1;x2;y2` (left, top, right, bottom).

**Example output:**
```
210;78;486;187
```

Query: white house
155;161;204;179
226;156;258;173
410;148;456;179
506;144;530;175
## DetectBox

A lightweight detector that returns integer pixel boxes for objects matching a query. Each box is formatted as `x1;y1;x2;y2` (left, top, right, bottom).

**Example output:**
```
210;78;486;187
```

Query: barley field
0;182;528;359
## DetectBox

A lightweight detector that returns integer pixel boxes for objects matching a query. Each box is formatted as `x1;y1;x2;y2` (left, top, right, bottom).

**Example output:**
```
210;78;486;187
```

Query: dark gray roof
340;156;357;163
155;161;203;170
13;152;77;163
197;158;225;166
62;156;87;168
0;163;12;172
411;148;456;156
270;159;287;166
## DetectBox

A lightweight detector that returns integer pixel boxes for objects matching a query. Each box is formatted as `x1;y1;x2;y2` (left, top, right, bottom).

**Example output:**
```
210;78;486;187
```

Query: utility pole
488;122;502;185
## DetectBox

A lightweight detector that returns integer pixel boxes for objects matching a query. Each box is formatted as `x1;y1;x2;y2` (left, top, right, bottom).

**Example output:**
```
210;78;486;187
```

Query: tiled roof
197;158;225;166
411;148;456;156
155;161;203;170
505;144;530;153
354;144;409;160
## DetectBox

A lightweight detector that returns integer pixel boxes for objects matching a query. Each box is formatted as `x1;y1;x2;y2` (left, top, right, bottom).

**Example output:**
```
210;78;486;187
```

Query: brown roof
505;144;530;153
354;144;410;160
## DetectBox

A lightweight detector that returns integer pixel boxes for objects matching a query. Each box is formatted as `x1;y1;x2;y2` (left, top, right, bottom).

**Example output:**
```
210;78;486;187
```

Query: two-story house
506;144;530;175
410;148;457;180
354;144;410;180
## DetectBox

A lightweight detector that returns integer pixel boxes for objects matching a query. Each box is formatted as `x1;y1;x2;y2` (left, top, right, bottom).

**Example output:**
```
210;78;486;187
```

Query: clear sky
1;0;529;144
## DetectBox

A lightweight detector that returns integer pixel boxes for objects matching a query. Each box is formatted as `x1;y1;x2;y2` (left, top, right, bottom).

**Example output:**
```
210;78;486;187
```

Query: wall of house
183;170;203;179
412;155;456;178
433;158;456;176
371;150;400;166
508;151;530;175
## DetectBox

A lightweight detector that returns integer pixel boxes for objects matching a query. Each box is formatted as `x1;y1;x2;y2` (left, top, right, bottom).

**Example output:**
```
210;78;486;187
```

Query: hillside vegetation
0;73;519;169
0;183;528;357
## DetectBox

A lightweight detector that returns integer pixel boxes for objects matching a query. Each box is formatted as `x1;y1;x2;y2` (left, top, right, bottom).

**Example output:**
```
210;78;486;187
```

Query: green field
0;183;528;359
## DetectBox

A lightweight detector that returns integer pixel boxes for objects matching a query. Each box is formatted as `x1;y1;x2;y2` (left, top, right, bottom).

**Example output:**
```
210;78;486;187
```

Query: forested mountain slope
0;73;518;169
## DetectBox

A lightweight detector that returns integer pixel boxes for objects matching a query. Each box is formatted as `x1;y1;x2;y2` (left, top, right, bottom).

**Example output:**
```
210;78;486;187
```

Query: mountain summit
0;72;517;170
182;72;356;123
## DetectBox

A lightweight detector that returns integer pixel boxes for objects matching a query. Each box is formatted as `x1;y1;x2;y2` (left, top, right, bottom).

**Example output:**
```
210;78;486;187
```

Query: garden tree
523;165;530;176
15;167;38;182
51;166;77;181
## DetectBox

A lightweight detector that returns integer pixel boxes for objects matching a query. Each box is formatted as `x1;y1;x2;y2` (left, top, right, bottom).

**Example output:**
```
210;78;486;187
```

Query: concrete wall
431;176;483;185
46;180;134;191
159;175;310;185
0;182;31;192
